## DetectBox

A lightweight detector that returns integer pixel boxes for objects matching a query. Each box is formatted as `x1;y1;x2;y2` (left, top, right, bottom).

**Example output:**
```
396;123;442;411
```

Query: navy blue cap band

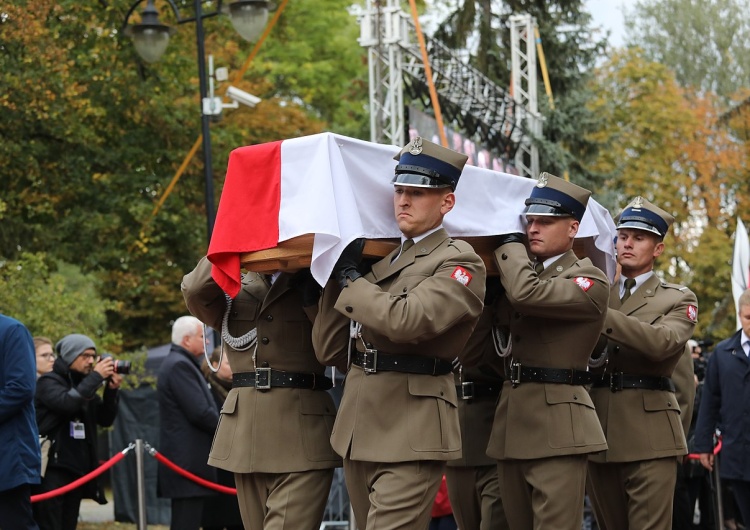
525;186;586;222
396;152;462;186
618;208;669;237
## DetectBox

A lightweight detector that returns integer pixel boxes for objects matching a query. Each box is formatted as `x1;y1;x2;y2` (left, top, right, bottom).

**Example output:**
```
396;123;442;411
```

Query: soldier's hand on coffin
290;268;322;307
497;232;525;246
484;276;504;305
333;238;365;289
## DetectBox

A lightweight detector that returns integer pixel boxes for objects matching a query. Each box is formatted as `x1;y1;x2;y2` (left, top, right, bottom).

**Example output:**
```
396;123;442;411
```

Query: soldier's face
615;228;663;277
393;186;454;238
525;215;578;259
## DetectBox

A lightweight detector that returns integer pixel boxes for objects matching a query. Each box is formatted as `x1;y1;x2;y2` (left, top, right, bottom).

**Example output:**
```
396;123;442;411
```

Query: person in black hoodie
33;333;121;530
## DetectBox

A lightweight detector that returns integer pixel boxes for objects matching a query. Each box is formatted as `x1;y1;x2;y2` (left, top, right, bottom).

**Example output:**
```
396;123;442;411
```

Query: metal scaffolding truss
359;0;539;178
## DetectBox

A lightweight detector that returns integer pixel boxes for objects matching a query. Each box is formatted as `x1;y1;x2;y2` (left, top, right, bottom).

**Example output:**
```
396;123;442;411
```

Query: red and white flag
732;217;750;330
207;133;618;298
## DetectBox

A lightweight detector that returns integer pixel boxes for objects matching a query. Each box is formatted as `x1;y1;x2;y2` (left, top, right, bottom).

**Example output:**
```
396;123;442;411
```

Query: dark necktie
392;239;414;265
534;261;544;275
621;278;636;303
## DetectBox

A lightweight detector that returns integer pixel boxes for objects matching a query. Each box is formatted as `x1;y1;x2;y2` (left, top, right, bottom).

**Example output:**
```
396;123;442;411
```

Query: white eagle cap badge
631;196;644;209
409;137;423;155
536;172;548;188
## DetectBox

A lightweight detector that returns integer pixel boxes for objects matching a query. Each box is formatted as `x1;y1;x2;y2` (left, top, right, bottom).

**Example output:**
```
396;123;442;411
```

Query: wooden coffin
239;234;589;276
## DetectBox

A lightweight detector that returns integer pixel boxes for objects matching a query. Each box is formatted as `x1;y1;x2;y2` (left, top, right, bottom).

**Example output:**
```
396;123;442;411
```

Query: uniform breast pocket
228;298;260;337
407;375;459;452
545;384;601;449
210;390;238;461
282;316;314;352
299;394;339;462
643;392;684;451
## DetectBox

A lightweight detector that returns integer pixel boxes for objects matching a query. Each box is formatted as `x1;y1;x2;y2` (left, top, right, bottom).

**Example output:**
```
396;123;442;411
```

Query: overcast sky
585;0;638;48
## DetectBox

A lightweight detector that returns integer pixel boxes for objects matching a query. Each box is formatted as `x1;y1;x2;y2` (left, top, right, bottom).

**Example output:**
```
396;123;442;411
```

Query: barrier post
712;451;724;530
135;439;148;530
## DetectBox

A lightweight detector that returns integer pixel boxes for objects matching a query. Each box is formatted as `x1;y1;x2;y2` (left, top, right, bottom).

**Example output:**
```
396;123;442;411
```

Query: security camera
226;86;261;108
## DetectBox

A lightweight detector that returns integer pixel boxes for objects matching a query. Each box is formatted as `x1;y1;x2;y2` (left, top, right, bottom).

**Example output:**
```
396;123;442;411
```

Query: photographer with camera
33;333;121;530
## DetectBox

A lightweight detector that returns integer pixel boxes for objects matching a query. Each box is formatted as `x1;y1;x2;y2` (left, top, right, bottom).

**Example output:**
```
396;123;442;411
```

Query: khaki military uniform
587;274;697;530
313;228;486;529
487;245;609;530
445;306;509;530
182;257;341;530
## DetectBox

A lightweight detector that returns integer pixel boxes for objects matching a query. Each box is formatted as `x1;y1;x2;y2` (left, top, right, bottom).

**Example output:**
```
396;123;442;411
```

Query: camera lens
113;360;131;375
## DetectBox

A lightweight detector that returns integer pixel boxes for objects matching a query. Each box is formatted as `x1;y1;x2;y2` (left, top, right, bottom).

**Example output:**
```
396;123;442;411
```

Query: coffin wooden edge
240;234;589;276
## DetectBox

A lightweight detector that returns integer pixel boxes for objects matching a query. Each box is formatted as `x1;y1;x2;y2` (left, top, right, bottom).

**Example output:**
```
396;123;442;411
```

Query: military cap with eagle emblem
615;196;674;238
392;137;469;191
524;172;592;222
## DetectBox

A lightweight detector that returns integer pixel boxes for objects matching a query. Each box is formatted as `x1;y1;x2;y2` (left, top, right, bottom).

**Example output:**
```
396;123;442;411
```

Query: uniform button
667;402;672;407
345;306;353;313
606;328;613;334
266;314;273;321
403;287;407;293
613;346;620;353
261;337;269;345
440;391;444;396
573;395;578;400
501;253;508;260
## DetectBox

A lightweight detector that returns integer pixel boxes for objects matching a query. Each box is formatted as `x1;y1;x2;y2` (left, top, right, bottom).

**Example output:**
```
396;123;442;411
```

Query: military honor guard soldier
182;260;342;530
486;172;609;529
313;137;486;529
586;197;698;530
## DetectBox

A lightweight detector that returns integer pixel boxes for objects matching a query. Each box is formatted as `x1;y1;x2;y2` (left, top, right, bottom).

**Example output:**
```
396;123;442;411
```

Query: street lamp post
122;0;270;245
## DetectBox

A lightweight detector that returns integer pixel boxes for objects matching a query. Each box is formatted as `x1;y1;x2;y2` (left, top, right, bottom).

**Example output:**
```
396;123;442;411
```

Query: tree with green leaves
585;48;748;338
624;0;750;101
0;0;369;349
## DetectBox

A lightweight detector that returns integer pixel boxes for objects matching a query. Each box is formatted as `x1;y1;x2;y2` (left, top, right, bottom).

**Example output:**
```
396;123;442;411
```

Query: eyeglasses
39;353;56;360
80;354;98;360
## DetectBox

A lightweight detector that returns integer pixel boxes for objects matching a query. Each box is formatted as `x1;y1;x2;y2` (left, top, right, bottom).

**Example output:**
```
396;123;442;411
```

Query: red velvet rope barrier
686;438;722;460
31;450;128;503
151;450;237;495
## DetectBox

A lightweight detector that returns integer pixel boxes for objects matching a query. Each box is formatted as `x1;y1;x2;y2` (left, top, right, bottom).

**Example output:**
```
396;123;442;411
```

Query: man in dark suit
586;197;698;530
157;316;219;530
486;172;609;529
313;137;486;529
182;262;341;530
694;288;750;526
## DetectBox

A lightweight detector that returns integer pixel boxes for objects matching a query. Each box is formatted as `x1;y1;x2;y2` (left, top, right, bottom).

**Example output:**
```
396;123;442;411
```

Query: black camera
101;353;131;375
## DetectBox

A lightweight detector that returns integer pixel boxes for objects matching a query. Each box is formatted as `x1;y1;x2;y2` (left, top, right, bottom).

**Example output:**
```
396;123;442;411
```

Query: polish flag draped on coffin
207;132;617;298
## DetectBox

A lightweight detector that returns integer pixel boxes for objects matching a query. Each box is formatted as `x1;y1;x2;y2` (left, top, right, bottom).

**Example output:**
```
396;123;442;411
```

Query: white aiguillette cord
202;294;258;374
491;325;512;358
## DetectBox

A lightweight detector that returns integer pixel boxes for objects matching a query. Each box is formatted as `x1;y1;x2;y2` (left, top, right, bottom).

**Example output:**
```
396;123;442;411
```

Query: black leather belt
509;363;593;387
232;369;333;391
352;350;453;376
456;382;502;400
592;373;675;393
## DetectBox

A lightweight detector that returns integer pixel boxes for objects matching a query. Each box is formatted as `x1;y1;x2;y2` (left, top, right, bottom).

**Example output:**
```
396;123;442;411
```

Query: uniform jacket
182;257;341;473
487;245;609;460
0;315;40;492
157;344;219;498
589;274;696;462
693;332;750;480
449;306;505;468
313;228;486;462
36;357;118;500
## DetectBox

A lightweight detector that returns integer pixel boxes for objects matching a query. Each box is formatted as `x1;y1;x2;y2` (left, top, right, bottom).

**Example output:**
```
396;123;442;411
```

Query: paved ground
79;498;114;523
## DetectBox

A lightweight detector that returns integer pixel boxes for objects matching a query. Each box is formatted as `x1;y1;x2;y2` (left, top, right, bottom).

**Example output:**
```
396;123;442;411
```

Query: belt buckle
255;367;272;390
460;381;475;400
609;372;622;393
510;362;521;387
362;348;378;374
